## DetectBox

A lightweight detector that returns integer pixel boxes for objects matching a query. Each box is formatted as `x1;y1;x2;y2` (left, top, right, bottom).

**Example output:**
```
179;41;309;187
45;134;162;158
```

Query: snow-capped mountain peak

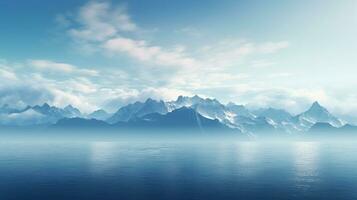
107;98;168;124
294;101;344;129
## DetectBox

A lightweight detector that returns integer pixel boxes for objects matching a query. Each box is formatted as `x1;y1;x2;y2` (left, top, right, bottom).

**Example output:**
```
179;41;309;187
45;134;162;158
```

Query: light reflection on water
236;142;259;165
294;142;320;185
235;142;260;177
90;142;120;174
0;141;357;200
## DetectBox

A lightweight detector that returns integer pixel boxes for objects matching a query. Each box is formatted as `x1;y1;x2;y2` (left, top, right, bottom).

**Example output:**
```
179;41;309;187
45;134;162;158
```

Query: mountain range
0;95;355;137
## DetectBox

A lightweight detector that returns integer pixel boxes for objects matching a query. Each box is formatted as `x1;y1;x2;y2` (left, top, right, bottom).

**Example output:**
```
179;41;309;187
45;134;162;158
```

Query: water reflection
237;142;259;165
90;142;120;174
235;142;260;176
1;141;357;199
293;142;320;187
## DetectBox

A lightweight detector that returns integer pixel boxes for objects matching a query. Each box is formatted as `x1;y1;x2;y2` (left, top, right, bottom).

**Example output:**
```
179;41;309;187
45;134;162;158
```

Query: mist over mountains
0;95;355;137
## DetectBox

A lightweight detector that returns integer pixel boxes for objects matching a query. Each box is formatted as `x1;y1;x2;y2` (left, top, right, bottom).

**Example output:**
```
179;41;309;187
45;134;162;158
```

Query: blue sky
0;0;356;121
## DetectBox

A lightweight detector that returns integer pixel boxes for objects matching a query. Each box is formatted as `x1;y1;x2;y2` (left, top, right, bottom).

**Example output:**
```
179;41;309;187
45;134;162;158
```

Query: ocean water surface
0;140;357;200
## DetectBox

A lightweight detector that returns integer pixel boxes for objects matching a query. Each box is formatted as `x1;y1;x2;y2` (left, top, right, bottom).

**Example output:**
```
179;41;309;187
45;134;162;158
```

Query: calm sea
0;141;357;200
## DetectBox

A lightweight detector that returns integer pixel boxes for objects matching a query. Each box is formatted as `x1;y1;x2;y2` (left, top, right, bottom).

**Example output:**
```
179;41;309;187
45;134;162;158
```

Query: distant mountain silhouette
88;109;111;121
309;122;337;132
309;122;357;137
233;116;276;134
1;95;352;137
0;103;83;126
340;124;357;132
107;98;168;124
253;107;292;122
63;105;82;118
54;117;110;128
52;107;239;135
0;108;47;126
29;103;83;120
226;103;255;118
293;101;344;131
126;107;227;129
0;104;23;114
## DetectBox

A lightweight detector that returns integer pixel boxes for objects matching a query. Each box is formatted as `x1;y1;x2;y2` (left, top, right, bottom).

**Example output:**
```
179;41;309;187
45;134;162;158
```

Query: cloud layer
1;1;356;124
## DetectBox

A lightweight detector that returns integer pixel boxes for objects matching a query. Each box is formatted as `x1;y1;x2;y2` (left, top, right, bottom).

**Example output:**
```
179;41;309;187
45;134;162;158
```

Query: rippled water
0;141;357;200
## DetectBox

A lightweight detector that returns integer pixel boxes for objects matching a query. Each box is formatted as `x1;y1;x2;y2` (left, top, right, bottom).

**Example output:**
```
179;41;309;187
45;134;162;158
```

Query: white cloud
259;41;290;54
0;60;100;112
3;58;357;124
168;71;250;90
0;59;192;113
0;1;354;124
0;82;55;109
1;2;295;117
29;59;99;76
0;109;47;126
49;87;96;112
197;40;289;68
68;1;137;42
62;0;290;84
216;86;329;115
103;37;200;69
67;78;98;94
65;1;202;69
52;1;295;114
30;59;73;72
0;67;17;80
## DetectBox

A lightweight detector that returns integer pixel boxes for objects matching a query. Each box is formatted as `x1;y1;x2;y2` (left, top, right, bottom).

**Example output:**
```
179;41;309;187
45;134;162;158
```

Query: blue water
0;141;357;200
